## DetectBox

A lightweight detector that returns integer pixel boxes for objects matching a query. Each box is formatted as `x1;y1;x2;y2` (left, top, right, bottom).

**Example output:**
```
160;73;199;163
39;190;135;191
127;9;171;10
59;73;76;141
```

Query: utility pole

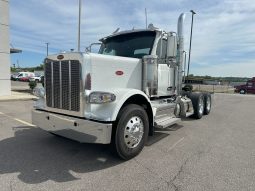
46;42;49;56
145;8;148;29
78;0;82;52
187;10;196;79
16;60;19;68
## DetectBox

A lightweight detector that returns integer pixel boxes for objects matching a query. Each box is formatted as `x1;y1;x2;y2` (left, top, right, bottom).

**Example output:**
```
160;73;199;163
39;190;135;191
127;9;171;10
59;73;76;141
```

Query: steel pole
145;8;147;29
187;10;196;79
46;42;49;56
78;0;82;52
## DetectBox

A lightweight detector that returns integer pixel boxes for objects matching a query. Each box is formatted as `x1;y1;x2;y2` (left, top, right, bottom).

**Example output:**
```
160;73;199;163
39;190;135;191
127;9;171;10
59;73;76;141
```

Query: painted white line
14;118;35;127
168;137;185;152
0;111;35;127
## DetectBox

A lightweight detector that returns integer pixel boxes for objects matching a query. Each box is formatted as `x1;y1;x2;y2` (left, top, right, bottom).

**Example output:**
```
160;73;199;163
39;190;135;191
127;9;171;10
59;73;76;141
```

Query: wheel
35;79;39;83
239;89;246;94
203;93;211;115
111;104;149;160
189;93;204;119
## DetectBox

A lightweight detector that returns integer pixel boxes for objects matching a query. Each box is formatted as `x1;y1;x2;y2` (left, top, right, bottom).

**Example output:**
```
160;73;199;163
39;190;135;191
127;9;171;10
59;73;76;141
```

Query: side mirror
167;33;177;58
86;43;102;53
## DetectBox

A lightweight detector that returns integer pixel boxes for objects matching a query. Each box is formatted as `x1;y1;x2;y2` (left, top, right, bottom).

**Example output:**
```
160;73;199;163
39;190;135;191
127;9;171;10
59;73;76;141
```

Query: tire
203;93;211;115
35;79;39;83
189;93;204;119
239;89;246;94
111;104;149;160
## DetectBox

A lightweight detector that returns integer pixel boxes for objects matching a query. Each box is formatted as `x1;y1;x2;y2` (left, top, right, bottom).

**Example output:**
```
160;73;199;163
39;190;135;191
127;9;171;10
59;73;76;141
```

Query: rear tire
240;89;246;94
203;93;211;115
111;104;149;160
189;93;204;119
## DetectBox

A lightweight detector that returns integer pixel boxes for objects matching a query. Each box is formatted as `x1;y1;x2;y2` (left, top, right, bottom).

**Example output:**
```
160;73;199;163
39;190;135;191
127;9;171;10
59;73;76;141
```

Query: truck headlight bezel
89;92;116;104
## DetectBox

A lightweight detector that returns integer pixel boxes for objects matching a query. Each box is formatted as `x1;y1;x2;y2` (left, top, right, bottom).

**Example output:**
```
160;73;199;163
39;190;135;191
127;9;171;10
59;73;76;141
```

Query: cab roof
100;28;161;42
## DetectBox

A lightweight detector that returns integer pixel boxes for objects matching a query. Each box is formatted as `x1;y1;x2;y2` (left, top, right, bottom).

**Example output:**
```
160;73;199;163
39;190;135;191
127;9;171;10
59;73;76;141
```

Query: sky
9;0;255;77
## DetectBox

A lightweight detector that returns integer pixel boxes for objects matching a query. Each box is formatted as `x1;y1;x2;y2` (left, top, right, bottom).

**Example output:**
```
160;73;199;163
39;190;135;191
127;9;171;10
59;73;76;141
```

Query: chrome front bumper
32;110;112;144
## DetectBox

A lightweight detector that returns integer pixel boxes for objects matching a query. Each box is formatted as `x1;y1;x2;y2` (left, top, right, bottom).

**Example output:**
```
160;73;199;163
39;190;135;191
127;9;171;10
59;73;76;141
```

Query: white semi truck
32;13;211;160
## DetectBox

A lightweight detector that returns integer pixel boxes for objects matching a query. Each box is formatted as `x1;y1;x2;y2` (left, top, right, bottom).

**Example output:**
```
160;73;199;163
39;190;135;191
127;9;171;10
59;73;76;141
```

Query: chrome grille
45;60;80;112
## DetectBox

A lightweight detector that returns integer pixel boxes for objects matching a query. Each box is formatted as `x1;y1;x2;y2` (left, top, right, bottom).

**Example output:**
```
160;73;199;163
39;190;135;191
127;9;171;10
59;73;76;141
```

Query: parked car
234;77;255;94
11;73;19;80
29;75;44;83
13;72;35;82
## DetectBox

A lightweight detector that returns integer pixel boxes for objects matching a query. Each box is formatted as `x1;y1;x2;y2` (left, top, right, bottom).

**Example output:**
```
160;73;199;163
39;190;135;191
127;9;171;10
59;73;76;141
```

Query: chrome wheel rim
124;116;144;149
206;97;211;111
199;97;204;115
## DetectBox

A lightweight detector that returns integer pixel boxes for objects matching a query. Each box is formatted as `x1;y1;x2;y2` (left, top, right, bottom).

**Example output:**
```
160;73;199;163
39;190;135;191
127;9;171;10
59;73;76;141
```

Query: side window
156;39;167;59
134;48;150;58
248;82;253;87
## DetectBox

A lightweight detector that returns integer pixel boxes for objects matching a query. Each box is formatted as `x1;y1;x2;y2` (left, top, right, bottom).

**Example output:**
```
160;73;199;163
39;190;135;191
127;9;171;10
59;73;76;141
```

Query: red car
19;76;31;82
234;77;255;94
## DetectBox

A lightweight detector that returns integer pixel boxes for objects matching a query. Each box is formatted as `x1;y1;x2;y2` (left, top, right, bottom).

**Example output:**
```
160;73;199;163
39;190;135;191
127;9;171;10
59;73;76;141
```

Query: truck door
247;82;253;93
156;37;175;96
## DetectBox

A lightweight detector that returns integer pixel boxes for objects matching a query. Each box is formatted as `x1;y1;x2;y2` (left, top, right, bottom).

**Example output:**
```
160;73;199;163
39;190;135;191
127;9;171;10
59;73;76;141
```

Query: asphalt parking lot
0;93;255;191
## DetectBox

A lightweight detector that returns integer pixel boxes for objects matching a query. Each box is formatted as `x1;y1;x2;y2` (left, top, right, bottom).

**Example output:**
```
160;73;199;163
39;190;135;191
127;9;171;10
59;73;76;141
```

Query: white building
0;0;11;96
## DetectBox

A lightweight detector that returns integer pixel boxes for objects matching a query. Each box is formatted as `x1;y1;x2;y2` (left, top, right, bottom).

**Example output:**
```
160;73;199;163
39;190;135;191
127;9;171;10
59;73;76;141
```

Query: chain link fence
192;84;235;93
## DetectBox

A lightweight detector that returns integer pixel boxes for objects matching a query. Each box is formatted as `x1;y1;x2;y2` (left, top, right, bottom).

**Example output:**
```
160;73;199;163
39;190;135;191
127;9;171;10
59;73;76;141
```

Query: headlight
89;92;116;104
33;87;45;98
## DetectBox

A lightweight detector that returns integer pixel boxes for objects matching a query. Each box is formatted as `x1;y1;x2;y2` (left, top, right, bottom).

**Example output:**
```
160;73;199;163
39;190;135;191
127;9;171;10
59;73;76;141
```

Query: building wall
0;0;11;96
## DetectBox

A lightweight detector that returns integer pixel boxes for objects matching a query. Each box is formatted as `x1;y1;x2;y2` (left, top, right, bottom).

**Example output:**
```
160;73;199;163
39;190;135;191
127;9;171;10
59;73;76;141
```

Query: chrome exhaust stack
176;13;186;94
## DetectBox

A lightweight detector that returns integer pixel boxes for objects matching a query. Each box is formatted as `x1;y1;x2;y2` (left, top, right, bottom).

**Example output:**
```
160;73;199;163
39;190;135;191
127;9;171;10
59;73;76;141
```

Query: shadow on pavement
0;126;122;184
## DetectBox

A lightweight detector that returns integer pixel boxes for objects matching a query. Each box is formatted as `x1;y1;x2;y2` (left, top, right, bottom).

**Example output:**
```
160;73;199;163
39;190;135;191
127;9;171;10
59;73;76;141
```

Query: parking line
0;112;35;127
168;137;185;152
14;118;35;127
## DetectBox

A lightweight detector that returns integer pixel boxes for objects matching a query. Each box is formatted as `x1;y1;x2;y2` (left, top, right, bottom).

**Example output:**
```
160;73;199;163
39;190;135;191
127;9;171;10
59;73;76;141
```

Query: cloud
9;0;255;77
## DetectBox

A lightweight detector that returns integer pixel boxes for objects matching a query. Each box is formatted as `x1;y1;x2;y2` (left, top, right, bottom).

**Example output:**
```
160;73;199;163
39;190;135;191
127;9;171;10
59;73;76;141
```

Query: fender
86;88;153;122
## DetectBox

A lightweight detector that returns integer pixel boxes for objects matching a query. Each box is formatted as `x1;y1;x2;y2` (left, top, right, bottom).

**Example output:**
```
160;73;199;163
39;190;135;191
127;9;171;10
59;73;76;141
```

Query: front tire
240;89;246;94
111;104;149;160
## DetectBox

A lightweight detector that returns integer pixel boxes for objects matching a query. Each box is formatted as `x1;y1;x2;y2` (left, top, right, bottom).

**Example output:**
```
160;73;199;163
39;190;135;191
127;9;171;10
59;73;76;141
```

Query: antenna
145;8;148;29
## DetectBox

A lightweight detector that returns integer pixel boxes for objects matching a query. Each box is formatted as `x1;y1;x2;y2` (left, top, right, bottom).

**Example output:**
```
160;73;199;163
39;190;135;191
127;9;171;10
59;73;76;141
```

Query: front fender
86;88;151;122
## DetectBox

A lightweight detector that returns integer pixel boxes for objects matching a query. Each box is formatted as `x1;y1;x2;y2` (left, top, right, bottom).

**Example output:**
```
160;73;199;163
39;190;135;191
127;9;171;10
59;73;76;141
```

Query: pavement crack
169;157;189;191
133;158;186;191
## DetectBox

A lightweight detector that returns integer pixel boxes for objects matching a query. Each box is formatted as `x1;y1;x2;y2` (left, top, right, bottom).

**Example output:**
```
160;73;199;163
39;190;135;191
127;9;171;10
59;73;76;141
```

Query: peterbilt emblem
57;55;64;60
115;71;124;76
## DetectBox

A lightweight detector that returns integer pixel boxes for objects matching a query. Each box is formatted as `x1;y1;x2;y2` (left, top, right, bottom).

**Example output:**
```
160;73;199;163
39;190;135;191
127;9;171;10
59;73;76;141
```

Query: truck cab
32;13;212;160
235;77;255;94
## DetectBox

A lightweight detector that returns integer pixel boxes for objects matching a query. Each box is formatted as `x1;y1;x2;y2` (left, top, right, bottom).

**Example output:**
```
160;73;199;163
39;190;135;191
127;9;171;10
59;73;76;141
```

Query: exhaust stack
176;13;186;94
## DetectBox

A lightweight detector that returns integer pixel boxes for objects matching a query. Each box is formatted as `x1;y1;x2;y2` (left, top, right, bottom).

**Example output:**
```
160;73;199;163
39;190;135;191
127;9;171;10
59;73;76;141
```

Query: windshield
99;31;156;59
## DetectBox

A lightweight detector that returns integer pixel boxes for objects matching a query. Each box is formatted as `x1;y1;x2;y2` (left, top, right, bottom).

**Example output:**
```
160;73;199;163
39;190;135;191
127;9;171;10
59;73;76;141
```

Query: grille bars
45;60;80;112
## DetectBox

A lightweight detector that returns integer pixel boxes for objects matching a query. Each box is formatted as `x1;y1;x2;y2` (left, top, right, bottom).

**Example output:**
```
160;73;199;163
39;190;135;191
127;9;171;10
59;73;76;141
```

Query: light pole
78;0;82;52
187;10;196;79
46;42;49;56
145;8;147;29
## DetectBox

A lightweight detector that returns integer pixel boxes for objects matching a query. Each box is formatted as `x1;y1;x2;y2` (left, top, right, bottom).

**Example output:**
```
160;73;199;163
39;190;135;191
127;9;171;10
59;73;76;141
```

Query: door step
155;116;181;129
